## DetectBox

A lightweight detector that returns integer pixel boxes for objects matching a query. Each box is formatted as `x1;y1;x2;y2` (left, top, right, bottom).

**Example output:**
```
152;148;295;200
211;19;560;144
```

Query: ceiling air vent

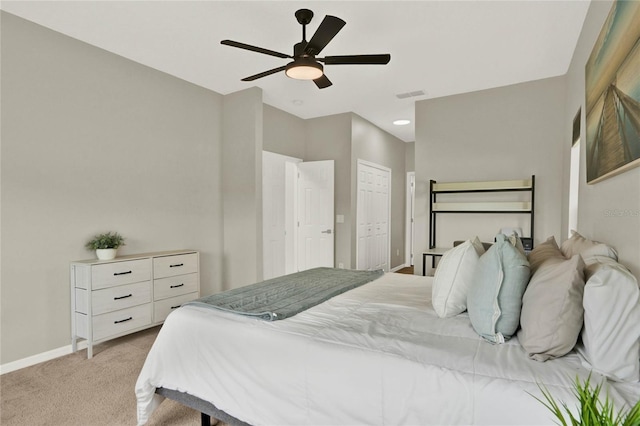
395;90;426;99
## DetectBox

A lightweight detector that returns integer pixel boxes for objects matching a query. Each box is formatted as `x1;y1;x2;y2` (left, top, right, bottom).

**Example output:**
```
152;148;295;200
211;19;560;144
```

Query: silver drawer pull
114;271;132;276
170;283;184;289
114;294;132;300
170;305;181;310
321;229;332;234
169;263;184;268
114;317;133;324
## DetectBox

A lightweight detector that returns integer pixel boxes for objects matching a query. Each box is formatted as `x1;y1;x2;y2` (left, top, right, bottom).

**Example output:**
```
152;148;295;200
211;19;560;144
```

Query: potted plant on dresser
85;232;126;260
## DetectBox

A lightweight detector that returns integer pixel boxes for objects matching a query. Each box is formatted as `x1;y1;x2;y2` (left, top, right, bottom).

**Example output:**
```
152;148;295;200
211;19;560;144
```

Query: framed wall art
585;0;640;184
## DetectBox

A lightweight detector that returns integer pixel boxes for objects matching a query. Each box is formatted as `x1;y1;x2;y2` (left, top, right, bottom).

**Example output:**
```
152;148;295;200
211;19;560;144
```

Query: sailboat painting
585;0;640;184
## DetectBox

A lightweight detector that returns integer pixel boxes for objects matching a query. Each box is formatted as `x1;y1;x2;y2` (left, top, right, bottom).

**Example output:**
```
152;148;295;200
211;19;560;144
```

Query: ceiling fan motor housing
293;41;310;58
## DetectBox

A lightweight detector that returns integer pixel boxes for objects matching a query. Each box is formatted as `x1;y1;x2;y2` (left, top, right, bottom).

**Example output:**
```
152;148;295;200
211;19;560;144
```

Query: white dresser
70;250;199;358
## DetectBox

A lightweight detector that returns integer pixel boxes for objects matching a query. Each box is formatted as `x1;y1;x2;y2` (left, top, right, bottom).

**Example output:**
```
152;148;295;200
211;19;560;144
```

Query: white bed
136;272;640;425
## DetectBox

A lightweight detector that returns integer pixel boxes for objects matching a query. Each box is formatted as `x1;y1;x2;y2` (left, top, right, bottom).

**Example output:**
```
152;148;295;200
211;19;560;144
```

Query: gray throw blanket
186;267;384;321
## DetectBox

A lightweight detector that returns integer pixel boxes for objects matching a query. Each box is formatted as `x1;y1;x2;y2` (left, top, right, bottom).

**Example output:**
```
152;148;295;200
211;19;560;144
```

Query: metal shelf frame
428;175;535;251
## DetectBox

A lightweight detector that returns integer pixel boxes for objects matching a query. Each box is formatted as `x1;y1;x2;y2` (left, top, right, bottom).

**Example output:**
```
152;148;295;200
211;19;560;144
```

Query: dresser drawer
91;259;151;290
153;292;198;323
91;281;151;315
153;253;198;279
92;304;152;341
153;273;199;301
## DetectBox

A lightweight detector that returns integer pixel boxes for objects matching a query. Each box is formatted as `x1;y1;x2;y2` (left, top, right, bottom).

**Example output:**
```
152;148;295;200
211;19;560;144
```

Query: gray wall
263;105;306;160
563;1;640;278
305;113;353;269
1;13;224;364
415;77;566;275
222;87;263;289
351;114;407;269
405;142;415;173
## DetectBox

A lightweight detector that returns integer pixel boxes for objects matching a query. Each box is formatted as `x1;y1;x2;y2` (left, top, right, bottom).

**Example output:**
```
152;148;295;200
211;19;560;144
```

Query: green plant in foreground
533;374;640;426
85;232;126;250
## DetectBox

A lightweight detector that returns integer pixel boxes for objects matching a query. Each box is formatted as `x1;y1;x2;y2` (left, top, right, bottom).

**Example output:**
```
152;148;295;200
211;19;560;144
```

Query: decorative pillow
506;233;526;256
432;237;485;318
454;240;493;251
467;234;530;343
561;230;618;266
578;257;640;382
528;236;563;275
518;254;585;361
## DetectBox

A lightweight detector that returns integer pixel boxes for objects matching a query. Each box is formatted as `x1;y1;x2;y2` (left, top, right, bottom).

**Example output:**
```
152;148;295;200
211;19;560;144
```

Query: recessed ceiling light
393;119;411;126
292;99;304;106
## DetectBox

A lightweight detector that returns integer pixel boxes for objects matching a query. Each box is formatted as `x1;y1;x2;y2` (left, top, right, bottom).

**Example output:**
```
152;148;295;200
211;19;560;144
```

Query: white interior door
297;160;334;271
262;151;301;280
357;160;390;271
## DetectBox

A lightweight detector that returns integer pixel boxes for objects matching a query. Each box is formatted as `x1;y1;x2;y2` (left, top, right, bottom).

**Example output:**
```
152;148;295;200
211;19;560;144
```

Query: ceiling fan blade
314;74;332;89
321;54;391;65
305;16;346;56
221;40;290;59
241;66;287;81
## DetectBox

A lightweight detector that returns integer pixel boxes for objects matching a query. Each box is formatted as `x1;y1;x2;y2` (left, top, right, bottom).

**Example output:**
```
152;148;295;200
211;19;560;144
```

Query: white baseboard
1;340;87;375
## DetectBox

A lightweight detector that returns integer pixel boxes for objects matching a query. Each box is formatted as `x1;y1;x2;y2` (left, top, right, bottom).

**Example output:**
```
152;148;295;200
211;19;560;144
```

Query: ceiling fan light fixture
222;9;389;89
285;59;323;80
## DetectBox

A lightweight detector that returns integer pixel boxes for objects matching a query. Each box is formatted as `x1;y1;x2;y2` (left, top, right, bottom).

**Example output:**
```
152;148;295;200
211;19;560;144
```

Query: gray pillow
518;254;585;361
467;234;530;343
561;230;618;265
528;236;563;275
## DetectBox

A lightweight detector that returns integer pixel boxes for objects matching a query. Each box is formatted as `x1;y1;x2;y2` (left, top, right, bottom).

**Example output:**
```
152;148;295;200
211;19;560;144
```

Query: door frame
285;161;299;274
355;159;392;271
405;171;415;266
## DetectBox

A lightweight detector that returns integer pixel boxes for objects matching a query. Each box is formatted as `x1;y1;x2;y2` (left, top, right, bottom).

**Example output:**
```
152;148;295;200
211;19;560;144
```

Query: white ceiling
1;0;591;142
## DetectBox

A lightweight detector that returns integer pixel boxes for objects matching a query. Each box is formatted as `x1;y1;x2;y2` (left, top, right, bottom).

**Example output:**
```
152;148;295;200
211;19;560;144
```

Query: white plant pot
96;248;117;260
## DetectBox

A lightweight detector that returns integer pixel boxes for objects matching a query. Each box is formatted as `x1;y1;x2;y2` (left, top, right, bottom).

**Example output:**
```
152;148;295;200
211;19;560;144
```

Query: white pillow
561;230;618;265
578;257;640;382
432;237;485;318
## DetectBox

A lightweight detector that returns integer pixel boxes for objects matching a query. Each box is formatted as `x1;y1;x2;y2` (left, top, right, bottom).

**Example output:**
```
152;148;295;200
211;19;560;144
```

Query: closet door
357;160;390;271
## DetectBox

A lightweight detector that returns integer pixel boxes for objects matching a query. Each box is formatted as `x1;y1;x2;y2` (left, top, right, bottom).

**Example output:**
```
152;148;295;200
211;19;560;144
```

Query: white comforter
136;273;639;425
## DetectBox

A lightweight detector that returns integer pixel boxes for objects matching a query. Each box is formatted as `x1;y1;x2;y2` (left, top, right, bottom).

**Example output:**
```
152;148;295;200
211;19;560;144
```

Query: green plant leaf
85;231;126;250
534;373;640;426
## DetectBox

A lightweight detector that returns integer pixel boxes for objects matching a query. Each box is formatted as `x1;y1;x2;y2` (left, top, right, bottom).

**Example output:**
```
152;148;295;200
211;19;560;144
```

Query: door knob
321;229;333;234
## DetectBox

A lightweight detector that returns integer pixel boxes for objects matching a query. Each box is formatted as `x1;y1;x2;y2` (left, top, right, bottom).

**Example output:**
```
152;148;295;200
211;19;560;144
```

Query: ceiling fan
221;9;391;89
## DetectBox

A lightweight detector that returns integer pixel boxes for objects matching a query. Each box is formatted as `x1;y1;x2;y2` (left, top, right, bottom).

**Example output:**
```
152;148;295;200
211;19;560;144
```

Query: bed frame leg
201;412;211;425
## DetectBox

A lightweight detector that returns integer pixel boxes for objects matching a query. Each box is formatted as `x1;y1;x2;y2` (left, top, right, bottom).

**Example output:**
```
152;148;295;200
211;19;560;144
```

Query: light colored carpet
1;326;224;425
